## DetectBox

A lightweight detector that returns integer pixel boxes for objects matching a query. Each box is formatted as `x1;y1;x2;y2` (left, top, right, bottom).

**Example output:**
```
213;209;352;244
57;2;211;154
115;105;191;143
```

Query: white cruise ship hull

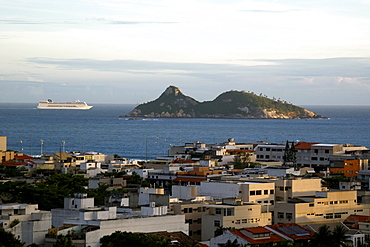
37;100;93;110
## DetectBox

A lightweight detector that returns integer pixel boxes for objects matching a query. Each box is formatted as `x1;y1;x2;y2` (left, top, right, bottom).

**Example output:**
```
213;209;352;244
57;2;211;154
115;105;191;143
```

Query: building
255;143;286;162
0;203;51;246
209;226;284;246
201;199;272;241
274;190;370;225
329;159;368;178
173;202;209;241
272;177;323;202
0;136;6;151
209;223;314;246
49;193;187;247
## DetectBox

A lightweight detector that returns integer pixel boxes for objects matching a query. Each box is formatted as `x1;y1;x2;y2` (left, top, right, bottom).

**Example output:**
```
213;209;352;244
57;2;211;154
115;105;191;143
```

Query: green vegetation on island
123;86;323;119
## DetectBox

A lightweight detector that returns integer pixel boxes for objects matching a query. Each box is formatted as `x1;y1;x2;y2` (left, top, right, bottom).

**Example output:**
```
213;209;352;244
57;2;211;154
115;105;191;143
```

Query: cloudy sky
1;0;370;105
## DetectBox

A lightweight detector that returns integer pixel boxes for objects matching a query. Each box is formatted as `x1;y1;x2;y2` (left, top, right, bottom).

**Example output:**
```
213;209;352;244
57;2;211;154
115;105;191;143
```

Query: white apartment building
0;203;51;246
49;193;187;247
255;144;286;162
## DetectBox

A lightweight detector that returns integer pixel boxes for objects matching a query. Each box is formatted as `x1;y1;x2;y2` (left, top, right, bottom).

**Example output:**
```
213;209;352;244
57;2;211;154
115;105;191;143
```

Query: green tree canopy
0;228;24;247
100;231;171;247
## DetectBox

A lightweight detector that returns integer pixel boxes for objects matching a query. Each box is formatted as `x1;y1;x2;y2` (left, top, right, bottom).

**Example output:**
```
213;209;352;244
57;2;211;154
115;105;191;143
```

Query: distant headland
122;86;323;119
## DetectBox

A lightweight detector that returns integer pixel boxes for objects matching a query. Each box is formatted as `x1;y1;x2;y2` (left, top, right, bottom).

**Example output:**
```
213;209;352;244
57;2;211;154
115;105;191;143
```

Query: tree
100;231;171;247
309;224;348;247
220;239;246;247
53;235;76;247
232;152;252;169
331;225;348;247
87;183;112;206
0;228;24;247
283;141;298;170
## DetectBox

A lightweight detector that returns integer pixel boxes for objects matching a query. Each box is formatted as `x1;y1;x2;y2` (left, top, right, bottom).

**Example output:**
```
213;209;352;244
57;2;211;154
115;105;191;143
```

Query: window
215;208;222;214
311;157;318;160
250;191;256;195
325;213;333;219
309;203;314;207
224;208;234;216
264;190;268;195
184;208;188;213
214;220;221;227
270;189;274;194
278;212;284;219
286;213;293;220
242;219;248;223
256;190;262;195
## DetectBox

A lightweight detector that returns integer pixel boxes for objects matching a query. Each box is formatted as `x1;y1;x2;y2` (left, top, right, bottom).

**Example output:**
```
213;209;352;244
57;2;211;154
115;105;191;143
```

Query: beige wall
173;202;207;241
0;136;6;151
274;190;370;225
202;204;272;241
274;178;322;202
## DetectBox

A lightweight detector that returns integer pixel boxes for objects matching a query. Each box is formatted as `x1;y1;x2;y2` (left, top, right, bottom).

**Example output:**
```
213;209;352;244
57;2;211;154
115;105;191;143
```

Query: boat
37;99;93;110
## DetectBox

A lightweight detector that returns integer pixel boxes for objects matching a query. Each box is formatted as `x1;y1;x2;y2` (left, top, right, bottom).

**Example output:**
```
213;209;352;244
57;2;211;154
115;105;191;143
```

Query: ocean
0;103;369;160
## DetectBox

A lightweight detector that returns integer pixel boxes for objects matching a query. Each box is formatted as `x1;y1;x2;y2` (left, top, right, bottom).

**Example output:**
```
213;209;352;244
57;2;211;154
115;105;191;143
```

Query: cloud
26;57;370;79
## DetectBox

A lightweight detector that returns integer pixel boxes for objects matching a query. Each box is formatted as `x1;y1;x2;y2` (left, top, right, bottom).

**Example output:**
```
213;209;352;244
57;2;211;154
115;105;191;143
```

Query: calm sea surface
0;103;369;160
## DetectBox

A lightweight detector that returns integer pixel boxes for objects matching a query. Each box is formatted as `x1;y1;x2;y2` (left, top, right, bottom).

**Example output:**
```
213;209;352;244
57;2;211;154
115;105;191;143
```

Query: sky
1;0;370;105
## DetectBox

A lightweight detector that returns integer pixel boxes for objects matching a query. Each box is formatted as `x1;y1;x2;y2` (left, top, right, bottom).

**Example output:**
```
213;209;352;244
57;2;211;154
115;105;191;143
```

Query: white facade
49;193;188;247
0;203;51;246
255;144;286;162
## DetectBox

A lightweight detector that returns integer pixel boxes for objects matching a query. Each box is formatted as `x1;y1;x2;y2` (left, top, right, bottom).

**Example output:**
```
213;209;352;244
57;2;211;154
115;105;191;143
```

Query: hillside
122;86;322;119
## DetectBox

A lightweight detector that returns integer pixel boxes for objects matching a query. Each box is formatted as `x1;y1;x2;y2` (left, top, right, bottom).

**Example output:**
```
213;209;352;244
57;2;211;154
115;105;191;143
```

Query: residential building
0;136;6;151
48;193;188;247
173;202;209;241
274;190;370;225
272;177;323;202
255;143;286;162
329;159;368;178
209;226;284;246
201;199;272;241
0;203;51;246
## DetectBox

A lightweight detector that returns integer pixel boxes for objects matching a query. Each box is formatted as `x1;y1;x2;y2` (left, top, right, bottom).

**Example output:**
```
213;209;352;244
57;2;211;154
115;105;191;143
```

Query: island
122;86;323;119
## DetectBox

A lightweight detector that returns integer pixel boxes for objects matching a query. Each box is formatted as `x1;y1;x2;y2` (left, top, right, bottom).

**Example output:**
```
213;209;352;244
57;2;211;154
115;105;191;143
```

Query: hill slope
123;86;322;119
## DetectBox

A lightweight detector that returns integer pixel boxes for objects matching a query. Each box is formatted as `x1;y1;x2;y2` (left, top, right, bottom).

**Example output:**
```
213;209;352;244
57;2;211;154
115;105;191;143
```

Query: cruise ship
37;99;93;110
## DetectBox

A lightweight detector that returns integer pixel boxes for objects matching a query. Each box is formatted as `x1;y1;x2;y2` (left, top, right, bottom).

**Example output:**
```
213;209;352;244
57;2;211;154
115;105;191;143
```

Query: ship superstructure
37;99;93;110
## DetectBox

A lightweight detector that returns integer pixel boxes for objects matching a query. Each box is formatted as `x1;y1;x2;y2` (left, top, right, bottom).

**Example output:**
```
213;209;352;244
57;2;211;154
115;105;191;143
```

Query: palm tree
331;225;348;247
309;225;332;247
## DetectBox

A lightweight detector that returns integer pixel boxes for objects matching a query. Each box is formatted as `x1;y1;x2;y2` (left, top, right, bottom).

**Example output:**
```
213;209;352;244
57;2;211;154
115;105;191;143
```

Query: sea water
0;103;369;160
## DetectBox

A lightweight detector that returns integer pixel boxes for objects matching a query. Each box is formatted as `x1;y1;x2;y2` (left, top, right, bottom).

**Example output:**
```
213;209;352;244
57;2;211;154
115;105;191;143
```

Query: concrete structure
49;193;187;247
0;136;6;151
0;203;51;246
329;159;368;178
274;190;370;225
255;143;286;162
210;227;284;247
199;181;275;211
272;177;323;202
201;199;272;241
173;202;208;240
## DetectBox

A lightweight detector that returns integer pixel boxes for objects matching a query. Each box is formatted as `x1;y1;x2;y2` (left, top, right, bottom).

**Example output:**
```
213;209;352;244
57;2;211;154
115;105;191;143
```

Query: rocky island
122;86;322;119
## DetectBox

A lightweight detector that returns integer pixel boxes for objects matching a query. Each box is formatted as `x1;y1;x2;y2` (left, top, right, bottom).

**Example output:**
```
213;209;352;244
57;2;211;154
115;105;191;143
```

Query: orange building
329;159;366;178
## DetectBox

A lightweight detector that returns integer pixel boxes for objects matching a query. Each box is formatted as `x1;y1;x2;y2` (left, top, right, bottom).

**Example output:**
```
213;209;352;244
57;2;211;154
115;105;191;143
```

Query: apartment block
274;190;370;225
201;200;272;241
